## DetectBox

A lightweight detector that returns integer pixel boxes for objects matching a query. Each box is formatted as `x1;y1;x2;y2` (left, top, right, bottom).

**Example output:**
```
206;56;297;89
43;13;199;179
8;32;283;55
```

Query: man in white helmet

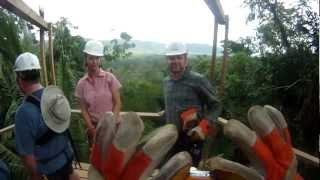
163;42;222;167
75;40;122;145
14;52;79;180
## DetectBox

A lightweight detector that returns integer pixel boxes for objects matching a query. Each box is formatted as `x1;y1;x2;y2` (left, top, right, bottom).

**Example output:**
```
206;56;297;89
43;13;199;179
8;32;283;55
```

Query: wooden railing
1;110;319;167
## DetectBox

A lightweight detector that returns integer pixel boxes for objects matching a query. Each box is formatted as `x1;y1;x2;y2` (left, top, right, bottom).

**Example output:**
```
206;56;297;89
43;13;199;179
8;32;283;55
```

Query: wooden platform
74;162;90;179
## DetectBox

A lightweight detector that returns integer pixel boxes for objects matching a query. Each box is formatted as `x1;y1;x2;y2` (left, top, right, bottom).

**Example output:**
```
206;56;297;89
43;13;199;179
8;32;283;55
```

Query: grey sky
23;0;318;45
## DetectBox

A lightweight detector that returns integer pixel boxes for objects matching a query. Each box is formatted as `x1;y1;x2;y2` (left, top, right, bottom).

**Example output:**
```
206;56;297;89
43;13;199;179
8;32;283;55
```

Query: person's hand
180;107;200;132
114;114;122;125
199;105;303;180
187;119;211;142
87;127;96;141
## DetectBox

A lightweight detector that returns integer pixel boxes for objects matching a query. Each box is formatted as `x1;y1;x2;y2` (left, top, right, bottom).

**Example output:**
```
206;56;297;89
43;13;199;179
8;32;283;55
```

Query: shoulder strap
25;94;61;146
25;95;41;109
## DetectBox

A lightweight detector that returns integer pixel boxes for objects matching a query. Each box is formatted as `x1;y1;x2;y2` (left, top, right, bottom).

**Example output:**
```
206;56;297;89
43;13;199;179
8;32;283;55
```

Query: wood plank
48;23;56;85
293;148;319;167
210;18;219;81
219;15;229;97
39;8;48;86
0;124;14;133
71;109;161;118
203;0;225;24
1;0;48;30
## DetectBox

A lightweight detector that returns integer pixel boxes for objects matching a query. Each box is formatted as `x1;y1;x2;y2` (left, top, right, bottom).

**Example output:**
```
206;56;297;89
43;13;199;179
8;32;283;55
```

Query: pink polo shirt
75;70;121;122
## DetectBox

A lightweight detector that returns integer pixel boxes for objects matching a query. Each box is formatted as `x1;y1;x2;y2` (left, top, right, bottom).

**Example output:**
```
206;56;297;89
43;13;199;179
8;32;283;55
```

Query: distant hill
130;40;223;56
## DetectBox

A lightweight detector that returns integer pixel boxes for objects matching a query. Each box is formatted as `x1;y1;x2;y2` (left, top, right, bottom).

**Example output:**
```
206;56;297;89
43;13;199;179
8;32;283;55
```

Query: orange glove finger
199;119;210;136
223;119;281;179
121;124;178;180
90;112;117;173
264;105;292;146
180;107;199;131
153;152;192;180
251;136;285;180
90;143;103;173
263;105;304;180
199;156;263;180
248;106;294;169
102;112;144;180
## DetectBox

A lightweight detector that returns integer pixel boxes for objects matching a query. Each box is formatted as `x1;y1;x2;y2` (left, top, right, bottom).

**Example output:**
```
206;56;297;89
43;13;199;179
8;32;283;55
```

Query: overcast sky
23;0;318;45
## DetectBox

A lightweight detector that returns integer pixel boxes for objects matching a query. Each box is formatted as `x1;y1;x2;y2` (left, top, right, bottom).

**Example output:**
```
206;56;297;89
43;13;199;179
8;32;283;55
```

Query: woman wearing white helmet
75;40;122;145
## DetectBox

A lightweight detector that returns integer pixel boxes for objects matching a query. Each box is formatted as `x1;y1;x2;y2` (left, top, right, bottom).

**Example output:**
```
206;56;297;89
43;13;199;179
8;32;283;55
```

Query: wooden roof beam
0;0;48;30
203;0;225;24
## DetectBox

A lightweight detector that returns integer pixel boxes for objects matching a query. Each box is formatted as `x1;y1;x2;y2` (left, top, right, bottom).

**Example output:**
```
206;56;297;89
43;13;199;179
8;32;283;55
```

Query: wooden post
39;8;48;86
219;15;229;97
210;18;219;81
48;23;56;85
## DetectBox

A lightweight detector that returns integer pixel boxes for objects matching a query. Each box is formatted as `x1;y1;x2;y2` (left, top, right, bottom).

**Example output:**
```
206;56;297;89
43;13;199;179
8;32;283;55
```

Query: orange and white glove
88;113;178;180
199;105;303;180
180;107;200;131
187;119;211;141
120;124;178;180
247;105;302;180
90;112;144;180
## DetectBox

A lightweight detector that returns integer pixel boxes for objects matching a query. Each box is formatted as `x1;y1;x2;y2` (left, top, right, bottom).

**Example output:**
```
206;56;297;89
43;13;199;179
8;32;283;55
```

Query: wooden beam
203;0;225;24
71;109;161;118
39;8;48;86
0;124;14;134
219;15;229;97
1;0;48;30
48;23;56;85
210;18;218;81
293;148;319;167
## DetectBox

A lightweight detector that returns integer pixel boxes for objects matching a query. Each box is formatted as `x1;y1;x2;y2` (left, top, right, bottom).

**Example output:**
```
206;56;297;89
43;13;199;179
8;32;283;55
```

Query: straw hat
41;86;71;133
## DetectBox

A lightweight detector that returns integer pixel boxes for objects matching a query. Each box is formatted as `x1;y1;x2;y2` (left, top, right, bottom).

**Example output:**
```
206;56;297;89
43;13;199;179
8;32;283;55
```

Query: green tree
53;17;86;102
225;39;253;56
0;9;35;180
0;9;37;127
244;0;318;55
104;32;135;62
242;0;318;178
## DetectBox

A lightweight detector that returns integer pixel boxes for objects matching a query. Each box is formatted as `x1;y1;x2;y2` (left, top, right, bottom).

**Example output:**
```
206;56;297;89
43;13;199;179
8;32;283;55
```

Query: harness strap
26;93;80;168
26;95;64;146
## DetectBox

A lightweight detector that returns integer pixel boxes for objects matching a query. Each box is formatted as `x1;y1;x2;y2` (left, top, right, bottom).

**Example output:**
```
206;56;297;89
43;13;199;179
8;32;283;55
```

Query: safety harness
25;94;80;168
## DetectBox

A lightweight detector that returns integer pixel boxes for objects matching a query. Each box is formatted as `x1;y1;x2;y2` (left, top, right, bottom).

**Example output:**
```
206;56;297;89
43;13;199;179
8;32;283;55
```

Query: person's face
166;54;187;75
85;54;101;72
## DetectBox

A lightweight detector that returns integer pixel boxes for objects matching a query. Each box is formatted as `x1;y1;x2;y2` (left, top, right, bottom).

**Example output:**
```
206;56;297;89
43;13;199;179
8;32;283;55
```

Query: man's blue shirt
15;89;73;175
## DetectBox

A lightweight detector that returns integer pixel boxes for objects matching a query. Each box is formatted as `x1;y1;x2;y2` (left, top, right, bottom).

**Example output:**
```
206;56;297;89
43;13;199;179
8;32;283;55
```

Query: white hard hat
14;52;41;71
165;42;187;56
83;40;104;56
